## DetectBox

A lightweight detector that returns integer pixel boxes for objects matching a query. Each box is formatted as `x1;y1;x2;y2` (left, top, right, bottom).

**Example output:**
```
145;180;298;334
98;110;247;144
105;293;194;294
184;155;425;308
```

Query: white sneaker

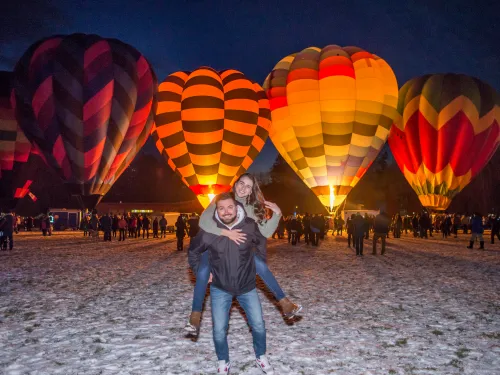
256;355;274;374
217;360;231;374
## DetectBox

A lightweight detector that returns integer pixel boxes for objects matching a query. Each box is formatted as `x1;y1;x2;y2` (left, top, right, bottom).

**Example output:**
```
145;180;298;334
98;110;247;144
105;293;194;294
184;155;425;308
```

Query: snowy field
1;230;500;375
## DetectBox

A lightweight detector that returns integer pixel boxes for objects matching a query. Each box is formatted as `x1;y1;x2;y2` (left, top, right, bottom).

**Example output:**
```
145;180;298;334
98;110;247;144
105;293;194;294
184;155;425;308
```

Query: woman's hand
221;228;247;245
264;201;282;216
209;273;213;283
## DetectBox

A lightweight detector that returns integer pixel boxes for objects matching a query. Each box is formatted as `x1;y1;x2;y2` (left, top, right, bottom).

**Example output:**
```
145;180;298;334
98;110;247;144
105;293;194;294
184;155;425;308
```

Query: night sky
2;0;499;172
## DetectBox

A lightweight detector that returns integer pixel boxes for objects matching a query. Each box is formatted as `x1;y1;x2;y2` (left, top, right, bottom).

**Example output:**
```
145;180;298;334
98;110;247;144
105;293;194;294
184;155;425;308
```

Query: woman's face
235;176;254;198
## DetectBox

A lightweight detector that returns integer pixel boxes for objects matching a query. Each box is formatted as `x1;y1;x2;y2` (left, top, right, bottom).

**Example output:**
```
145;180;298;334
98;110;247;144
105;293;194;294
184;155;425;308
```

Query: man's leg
236;289;266;360
210;285;233;362
8;233;13;250
381;235;386;255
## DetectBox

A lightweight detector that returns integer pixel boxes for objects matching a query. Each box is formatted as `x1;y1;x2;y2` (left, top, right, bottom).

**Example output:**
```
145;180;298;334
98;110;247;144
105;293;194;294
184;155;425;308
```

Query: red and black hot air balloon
12;34;157;209
0;71;38;210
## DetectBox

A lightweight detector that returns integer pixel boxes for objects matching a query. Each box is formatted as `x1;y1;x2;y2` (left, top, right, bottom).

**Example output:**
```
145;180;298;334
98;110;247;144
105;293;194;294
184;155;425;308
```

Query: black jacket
1;213;14;234
374;213;390;234
353;215;365;236
100;215;112;231
188;205;267;296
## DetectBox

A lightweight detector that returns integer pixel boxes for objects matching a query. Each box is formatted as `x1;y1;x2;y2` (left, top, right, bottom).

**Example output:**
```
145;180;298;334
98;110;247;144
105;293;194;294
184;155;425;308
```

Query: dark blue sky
2;0;499;172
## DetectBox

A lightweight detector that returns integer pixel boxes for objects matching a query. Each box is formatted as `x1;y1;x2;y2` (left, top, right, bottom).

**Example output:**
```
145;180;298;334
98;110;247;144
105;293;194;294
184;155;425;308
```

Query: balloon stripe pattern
0;72;31;179
12;34;157;202
152;67;270;208
263;46;398;208
388;74;500;210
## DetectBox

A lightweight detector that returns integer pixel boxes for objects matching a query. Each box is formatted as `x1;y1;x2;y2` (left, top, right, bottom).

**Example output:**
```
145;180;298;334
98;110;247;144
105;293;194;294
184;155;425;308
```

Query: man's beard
220;214;237;225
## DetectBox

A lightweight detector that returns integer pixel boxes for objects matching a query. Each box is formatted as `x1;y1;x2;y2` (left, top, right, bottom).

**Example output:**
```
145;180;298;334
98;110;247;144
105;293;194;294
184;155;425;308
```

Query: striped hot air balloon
388;74;500;211
263;45;398;211
152;67;270;208
0;71;35;210
12;34;157;209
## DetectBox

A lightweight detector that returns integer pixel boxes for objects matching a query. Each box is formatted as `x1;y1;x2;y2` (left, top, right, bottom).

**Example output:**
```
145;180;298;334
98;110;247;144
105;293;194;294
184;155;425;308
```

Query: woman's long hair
232;173;267;224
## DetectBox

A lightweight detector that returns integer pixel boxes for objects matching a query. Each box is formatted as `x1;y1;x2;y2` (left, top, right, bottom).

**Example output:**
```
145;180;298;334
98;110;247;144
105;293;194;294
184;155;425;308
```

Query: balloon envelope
388;74;500;211
263;45;398;210
152;67;270;208
0;71;36;210
12;34;157;208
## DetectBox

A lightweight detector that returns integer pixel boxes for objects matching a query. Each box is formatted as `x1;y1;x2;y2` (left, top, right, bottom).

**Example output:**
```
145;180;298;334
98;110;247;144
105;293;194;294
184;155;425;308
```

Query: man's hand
208;273;213;283
221;228;247;245
264;201;281;216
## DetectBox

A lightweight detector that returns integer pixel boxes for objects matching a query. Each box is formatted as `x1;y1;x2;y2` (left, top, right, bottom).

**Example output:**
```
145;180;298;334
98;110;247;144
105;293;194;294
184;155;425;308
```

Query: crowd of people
79;212;200;248
269;211;500;254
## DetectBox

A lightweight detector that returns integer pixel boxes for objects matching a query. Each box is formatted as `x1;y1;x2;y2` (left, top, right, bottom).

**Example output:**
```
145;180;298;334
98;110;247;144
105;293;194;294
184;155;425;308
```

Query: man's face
216;198;238;225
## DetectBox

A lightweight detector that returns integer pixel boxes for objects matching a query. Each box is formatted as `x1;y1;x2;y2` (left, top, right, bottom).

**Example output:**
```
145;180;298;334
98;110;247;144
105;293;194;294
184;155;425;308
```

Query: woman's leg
254;255;286;301
192;251;210;312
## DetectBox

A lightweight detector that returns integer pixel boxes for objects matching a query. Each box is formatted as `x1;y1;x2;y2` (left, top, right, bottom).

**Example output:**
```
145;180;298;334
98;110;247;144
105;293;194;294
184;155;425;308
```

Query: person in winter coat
152;217;159;238
112;214;119;238
188;192;275;375
310;214;323;246
187;213;200;238
0;211;14;250
130;216;137;238
287;215;300;245
175;215;187;251
353;213;366;256
302;213;311;244
453;214;461;238
90;215;99;236
100;213;112;241
118;215;127;241
490;214;500;244
186;173;301;336
142;215;151;239
159;215;167;238
467;212;485;249
373;211;390;255
346;214;355;247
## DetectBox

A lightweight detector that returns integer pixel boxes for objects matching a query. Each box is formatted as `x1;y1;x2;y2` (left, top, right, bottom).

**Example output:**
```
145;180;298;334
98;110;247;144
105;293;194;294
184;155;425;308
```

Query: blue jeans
211;285;266;362
192;252;286;312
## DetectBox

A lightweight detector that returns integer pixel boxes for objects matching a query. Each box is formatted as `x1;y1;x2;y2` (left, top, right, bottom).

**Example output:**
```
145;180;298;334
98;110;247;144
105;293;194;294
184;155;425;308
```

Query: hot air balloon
0;71;36;210
263;45;398;211
12;34;157;209
388;74;500;211
151;67;270;208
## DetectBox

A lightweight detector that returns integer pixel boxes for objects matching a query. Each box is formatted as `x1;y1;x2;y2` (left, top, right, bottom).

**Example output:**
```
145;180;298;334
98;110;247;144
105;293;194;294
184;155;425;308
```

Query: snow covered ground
1;230;499;375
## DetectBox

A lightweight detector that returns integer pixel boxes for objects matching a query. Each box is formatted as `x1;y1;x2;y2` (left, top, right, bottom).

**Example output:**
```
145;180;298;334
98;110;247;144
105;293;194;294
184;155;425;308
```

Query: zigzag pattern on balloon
263;45;398;208
12;34;157;203
388;74;500;210
152;67;270;207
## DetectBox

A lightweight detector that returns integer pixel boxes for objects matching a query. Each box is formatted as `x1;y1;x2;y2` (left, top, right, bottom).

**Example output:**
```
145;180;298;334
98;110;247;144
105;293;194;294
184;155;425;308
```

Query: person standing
175;215;187;251
118;215;127;241
373;211;390;255
346;214;355;248
490;214;500;244
302;213;311;244
188;192;274;375
100;213;112;242
143;215;151;239
152;217;159;238
467;212;485;249
0;211;14;250
353;213;365;256
187;213;200;239
159;215;167;238
310;214;323;246
112;214;119;238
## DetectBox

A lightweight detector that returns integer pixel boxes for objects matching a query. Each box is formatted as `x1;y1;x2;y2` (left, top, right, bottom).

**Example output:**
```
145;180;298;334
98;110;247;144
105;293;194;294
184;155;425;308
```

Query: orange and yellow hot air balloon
152;67;270;208
263;45;398;211
388;74;500;211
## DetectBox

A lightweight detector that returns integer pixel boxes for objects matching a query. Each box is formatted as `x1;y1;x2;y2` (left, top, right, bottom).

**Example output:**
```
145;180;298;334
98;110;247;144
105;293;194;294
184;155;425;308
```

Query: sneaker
184;311;201;335
278;297;303;319
256;355;274;374
217;360;231;374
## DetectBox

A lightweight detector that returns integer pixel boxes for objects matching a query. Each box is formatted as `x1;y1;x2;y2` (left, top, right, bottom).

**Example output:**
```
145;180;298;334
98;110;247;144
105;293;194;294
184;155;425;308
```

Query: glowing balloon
388;74;500;210
0;71;36;209
12;34;157;208
263;45;398;210
152;67;270;208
